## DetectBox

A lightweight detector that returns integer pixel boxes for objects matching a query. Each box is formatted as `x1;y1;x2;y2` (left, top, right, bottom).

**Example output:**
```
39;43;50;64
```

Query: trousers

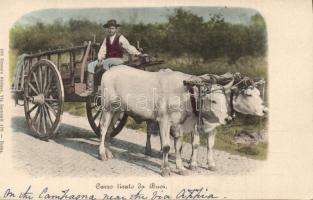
87;58;124;74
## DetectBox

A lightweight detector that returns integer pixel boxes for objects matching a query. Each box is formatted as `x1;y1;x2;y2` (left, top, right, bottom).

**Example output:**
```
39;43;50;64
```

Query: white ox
98;65;233;176
191;75;268;171
145;72;268;171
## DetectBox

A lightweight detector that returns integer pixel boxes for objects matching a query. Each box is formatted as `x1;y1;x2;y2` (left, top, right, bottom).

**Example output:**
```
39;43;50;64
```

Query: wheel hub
32;93;45;105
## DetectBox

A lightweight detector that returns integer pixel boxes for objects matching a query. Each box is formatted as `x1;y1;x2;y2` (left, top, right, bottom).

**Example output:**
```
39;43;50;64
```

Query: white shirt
97;33;141;60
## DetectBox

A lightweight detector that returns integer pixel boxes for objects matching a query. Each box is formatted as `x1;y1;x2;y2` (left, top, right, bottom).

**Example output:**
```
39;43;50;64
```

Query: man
80;19;142;96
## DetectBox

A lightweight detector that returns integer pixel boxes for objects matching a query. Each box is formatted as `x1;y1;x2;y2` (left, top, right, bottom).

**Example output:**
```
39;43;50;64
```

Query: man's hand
139;53;148;57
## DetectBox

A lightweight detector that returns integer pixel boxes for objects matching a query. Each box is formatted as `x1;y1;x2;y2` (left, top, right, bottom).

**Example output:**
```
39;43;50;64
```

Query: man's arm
97;38;107;60
119;35;141;55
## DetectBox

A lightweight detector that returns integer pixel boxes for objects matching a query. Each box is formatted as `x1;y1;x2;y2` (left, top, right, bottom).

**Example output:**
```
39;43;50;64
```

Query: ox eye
210;100;217;104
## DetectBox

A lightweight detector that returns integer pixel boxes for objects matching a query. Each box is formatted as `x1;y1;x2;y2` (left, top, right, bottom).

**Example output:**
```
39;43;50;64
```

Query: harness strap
187;85;199;116
230;90;235;118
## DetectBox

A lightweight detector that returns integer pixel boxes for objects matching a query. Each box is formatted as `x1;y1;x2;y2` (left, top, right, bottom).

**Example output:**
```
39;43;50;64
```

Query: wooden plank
24;43;100;59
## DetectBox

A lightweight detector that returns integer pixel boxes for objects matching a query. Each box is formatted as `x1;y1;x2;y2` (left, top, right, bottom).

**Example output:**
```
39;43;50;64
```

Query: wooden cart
12;41;163;139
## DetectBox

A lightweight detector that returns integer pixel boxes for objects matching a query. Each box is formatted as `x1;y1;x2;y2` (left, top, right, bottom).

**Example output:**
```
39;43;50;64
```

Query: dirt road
11;106;264;177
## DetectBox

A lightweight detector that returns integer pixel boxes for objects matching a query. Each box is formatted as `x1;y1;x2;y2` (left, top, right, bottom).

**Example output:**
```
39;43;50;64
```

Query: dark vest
106;34;123;58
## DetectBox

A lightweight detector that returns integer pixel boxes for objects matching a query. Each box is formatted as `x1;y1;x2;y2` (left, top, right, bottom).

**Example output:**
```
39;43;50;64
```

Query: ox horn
254;79;266;86
222;78;235;91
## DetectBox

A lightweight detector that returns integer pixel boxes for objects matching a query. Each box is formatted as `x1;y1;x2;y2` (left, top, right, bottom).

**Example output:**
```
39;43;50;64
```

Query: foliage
10;9;267;64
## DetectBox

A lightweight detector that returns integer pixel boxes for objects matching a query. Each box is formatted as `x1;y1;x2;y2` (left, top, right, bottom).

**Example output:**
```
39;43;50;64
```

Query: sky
14;7;260;26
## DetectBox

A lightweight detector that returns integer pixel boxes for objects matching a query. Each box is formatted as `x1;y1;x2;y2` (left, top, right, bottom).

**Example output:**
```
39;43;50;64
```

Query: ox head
231;78;268;116
201;79;234;125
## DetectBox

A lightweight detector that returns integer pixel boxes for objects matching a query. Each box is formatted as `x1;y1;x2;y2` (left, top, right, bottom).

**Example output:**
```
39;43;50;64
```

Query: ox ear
222;78;234;92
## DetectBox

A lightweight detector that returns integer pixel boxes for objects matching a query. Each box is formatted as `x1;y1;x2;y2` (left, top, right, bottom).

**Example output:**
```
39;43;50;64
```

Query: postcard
0;0;312;199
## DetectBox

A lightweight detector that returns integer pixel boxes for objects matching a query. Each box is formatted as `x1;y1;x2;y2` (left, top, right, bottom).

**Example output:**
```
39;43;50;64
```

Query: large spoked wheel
86;94;128;138
24;59;64;139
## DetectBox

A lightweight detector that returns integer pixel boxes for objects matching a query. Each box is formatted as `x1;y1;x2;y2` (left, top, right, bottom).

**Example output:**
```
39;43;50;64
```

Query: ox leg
159;119;171;177
207;129;217;171
173;127;188;175
105;111;123;143
159;133;163;152
145;125;152;156
99;111;114;161
190;127;200;170
145;120;156;156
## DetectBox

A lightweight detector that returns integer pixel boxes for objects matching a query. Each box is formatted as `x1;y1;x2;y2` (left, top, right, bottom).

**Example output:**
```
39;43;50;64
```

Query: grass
182;113;267;160
125;117;147;133
63;102;86;116
213;123;267;160
212;114;267;160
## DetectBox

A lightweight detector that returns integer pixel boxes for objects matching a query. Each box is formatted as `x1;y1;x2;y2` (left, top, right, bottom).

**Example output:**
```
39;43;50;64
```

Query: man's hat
103;19;120;28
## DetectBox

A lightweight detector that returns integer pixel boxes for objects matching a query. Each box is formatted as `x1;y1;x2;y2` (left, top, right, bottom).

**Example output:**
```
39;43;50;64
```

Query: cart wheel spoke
32;72;40;92
42;105;50;129
41;106;47;135
28;82;39;95
38;65;43;92
44;104;54;128
42;65;48;94
44;68;51;95
32;106;41;126
45;98;58;102
27;104;39;114
93;109;101;121
45;102;57;117
36;107;42;132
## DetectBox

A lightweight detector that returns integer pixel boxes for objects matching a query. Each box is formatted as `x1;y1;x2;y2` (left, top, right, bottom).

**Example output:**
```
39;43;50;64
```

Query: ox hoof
163;145;170;154
99;149;114;161
145;148;152;156
207;165;217;171
189;164;198;171
161;168;171;177
177;170;189;176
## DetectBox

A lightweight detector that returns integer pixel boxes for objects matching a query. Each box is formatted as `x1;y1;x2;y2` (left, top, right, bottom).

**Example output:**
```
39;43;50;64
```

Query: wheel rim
86;94;128;137
24;59;64;139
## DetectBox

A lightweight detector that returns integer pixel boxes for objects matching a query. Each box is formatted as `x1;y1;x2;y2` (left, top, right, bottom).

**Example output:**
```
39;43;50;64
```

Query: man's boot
80;73;94;97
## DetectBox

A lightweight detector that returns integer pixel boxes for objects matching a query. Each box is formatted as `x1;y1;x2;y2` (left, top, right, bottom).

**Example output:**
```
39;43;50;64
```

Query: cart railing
12;42;100;94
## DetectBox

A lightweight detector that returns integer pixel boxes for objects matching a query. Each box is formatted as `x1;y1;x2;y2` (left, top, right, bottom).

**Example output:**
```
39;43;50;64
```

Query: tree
167;8;206;56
